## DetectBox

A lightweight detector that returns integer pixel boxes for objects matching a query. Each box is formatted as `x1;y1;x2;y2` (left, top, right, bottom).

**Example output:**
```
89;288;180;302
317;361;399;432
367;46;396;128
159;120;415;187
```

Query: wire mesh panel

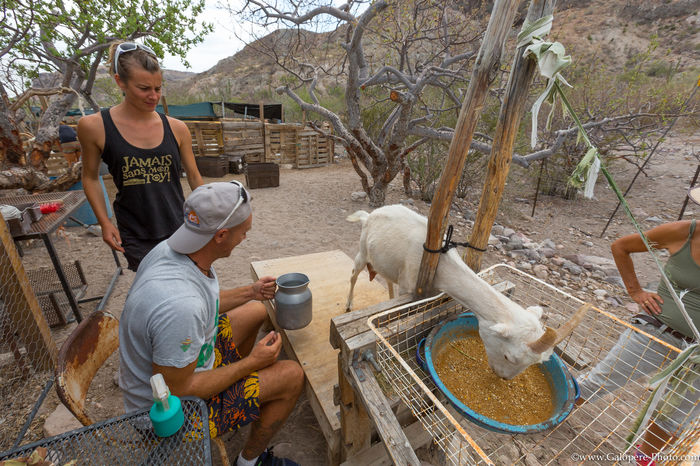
0;216;57;451
368;264;699;465
0;397;212;465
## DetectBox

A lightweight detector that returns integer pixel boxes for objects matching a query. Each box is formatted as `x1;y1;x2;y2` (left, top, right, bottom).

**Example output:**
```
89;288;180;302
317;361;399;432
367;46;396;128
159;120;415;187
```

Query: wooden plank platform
250;250;388;461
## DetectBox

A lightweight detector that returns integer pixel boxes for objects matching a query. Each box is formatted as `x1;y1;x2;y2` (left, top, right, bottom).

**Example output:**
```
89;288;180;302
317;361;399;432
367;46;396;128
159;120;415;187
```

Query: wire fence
0;216;57;451
369;264;699;465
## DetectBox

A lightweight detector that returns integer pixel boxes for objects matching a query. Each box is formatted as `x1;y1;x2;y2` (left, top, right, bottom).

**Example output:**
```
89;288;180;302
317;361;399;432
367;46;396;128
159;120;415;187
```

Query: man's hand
246;331;281;370
251;276;276;301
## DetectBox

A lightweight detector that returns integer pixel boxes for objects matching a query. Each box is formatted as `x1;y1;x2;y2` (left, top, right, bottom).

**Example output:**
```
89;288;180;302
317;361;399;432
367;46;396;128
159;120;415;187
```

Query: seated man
119;180;304;466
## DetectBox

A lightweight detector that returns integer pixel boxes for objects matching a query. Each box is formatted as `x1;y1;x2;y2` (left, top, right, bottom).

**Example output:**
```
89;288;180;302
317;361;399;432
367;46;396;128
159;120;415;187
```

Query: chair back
55;310;119;426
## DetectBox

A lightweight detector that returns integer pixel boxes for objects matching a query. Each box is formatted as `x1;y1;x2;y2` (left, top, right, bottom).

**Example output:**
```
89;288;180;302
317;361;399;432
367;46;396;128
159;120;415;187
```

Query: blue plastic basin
66;176;112;226
422;313;578;434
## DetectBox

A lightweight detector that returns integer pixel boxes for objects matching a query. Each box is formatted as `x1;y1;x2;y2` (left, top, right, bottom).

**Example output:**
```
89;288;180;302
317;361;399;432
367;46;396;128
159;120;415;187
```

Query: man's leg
226;301;268;357
240;360;304;461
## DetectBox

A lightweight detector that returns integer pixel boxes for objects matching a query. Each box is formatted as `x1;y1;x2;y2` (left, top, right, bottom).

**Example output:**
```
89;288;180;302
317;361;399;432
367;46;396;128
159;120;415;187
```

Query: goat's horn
527;303;591;354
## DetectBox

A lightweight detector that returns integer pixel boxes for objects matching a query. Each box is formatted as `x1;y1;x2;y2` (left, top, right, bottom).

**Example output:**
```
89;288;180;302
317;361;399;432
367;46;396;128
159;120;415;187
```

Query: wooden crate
195;156;228;178
245;162;279;189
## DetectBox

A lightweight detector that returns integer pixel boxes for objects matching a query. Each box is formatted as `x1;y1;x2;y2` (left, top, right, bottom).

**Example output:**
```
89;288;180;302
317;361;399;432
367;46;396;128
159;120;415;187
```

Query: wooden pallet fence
185;121;224;157
267;124;299;165
221;119;266;163
187;119;334;167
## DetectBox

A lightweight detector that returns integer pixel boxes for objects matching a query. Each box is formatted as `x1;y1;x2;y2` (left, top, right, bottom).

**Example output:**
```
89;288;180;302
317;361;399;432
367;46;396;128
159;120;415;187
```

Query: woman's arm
77;115;124;253
169;117;203;191
611;221;691;315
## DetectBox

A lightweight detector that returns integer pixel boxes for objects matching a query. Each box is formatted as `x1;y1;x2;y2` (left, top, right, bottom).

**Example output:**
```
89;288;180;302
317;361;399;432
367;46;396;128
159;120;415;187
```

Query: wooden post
465;0;556;272
160;95;169;115
338;355;371;461
0;217;56;371
415;0;522;296
194;124;205;158
260;103;270;162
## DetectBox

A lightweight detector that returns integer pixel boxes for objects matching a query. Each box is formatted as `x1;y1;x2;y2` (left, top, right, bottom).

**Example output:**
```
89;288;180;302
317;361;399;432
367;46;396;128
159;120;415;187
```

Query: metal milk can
274;273;312;330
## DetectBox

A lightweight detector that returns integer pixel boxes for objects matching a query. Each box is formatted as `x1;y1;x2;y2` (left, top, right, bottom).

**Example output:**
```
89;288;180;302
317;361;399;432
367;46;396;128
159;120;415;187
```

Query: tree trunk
30;92;77;172
0;103;26;168
368;183;387;207
0;162;81;192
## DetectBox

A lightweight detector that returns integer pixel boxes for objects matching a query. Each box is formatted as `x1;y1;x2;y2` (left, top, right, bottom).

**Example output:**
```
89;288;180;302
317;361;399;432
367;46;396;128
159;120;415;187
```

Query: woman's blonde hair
107;41;161;82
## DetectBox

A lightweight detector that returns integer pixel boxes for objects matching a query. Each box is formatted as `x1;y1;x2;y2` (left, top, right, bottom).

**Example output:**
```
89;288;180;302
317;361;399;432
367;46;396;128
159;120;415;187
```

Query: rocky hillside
163;0;699;106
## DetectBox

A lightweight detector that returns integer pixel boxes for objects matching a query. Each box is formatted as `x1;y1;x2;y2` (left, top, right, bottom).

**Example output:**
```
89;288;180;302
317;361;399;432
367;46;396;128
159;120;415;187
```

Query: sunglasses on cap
215;180;249;231
114;42;157;75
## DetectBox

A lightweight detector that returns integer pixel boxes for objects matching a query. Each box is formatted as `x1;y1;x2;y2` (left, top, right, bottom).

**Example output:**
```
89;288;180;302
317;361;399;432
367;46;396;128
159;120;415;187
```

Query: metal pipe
12;379;54;448
600;81;699;237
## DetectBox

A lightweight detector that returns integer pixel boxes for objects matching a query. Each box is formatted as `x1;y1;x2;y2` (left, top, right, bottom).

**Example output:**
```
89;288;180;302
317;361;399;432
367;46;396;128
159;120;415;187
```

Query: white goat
346;205;588;379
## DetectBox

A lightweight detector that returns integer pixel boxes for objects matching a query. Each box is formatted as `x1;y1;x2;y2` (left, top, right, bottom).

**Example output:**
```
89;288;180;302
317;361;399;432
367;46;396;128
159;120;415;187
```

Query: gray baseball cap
168;181;251;254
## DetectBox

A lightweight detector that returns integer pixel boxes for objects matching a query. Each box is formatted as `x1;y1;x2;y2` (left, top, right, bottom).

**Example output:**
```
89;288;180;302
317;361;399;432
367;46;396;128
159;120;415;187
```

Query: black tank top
100;108;185;239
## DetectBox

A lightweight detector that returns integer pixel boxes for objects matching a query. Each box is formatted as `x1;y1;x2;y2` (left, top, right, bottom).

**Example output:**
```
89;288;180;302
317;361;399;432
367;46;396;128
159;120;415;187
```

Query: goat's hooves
345;306;352;313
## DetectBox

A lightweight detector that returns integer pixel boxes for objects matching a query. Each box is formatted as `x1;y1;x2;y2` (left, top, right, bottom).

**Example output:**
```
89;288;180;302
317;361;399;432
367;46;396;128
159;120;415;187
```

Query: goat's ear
526;305;543;319
490;323;510;337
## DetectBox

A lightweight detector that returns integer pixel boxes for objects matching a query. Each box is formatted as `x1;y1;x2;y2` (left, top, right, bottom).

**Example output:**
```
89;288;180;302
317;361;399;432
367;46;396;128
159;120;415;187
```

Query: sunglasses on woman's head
114;42;157;75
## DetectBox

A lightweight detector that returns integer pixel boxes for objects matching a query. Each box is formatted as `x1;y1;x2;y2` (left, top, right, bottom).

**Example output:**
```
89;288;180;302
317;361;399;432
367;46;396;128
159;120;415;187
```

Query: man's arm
219;276;276;313
154;330;280;400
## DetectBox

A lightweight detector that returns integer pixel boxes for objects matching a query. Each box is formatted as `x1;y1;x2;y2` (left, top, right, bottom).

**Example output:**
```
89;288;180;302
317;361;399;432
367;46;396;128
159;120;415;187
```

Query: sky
160;0;254;73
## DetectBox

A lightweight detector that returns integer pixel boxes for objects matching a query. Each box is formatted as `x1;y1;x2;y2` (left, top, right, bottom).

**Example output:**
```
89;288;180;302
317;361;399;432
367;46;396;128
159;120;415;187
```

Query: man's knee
278;360;304;393
262;360;304;401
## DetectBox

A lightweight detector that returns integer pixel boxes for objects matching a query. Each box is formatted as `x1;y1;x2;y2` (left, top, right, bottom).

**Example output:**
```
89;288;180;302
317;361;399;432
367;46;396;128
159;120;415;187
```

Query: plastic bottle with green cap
149;373;184;437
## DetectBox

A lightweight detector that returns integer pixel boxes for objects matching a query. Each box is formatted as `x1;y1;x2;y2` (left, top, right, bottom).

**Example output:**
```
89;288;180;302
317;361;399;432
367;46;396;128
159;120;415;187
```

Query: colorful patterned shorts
206;314;261;438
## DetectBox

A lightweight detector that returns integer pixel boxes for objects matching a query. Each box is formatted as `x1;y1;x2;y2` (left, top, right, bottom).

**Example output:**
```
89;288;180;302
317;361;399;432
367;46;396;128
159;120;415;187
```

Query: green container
149;394;184;437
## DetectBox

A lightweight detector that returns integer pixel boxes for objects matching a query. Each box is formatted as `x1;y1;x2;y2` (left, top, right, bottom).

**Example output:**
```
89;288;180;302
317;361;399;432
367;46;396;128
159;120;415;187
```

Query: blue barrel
66;176;112;226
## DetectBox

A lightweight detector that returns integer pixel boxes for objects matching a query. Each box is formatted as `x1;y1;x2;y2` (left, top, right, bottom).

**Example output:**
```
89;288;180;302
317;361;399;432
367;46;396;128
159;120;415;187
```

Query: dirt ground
4;126;699;464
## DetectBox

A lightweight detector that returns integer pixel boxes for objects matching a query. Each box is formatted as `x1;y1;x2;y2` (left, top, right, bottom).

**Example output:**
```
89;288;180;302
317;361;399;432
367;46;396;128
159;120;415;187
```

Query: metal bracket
352;349;382;383
351;350;365;382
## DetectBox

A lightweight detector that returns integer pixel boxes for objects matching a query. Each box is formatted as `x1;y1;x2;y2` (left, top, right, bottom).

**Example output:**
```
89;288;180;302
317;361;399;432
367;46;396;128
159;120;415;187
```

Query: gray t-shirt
119;241;220;412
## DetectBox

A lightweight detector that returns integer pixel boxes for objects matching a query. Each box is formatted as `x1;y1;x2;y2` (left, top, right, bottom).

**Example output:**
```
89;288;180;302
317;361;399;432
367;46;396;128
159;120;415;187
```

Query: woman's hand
101;222;125;253
630;289;663;315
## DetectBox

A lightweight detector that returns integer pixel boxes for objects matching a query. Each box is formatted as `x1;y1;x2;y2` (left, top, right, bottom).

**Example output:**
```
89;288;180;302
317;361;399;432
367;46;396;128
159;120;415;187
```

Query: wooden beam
0;216;56;371
465;0;555;272
348;361;421;466
160;95;169;116
341;419;432;466
194;125;205;158
414;0;521;297
338;354;372;461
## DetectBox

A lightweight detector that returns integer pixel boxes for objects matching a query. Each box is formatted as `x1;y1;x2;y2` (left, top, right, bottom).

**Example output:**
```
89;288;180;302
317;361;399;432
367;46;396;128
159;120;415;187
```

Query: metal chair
54;310;230;464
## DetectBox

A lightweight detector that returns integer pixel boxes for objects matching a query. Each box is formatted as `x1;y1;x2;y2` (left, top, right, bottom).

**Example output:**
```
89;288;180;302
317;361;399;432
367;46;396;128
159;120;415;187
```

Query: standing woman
79;41;203;271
